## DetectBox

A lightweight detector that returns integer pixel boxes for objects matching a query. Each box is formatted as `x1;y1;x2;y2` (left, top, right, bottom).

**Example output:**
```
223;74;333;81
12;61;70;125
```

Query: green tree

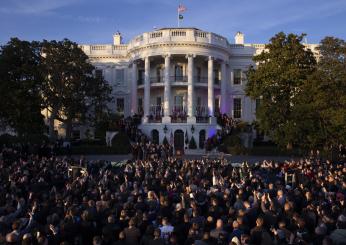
0;38;45;139
303;37;346;149
246;32;316;149
40;39;112;140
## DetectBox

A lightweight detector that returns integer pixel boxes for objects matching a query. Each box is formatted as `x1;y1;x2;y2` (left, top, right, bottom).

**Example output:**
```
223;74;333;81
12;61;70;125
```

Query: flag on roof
178;4;186;13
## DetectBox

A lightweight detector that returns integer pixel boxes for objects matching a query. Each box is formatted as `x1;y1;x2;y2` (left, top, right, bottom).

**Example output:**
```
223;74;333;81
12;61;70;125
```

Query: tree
302;37;346;149
246;32;316;149
0;38;45;139
40;39;112;140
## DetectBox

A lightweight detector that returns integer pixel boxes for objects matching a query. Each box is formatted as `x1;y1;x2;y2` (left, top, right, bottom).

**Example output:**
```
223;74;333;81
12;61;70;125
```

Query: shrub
162;136;169;146
111;131;131;154
189;136;197;149
222;135;242;147
0;134;18;146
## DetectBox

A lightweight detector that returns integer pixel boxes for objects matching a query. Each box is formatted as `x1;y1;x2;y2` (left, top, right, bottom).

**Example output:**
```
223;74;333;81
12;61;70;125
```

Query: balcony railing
148;105;163;123
196;116;209;123
171;75;187;83
171;106;187;123
138;76;220;86
150;76;164;83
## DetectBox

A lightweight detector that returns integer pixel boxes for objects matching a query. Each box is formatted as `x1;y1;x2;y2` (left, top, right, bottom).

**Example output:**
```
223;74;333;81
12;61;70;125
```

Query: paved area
71;154;297;164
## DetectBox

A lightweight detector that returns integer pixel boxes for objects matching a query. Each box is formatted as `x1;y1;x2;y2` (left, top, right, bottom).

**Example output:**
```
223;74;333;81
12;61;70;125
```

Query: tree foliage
246;32;317;149
0;38;112;140
40;39;112;139
302;37;346;148
0;38;45;138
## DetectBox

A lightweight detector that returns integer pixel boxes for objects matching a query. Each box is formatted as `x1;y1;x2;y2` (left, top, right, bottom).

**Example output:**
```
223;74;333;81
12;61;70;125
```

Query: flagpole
177;7;180;27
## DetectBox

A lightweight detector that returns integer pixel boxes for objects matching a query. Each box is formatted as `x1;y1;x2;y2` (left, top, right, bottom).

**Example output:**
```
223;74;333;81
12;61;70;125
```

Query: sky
1;0;346;45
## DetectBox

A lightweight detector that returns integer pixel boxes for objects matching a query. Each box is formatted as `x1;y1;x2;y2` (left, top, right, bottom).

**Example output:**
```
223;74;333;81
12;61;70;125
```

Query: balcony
148;105;163;123
150;76;164;84
127;28;230;51
171;106;187;123
196;116;209;123
195;76;208;83
171;75;187;83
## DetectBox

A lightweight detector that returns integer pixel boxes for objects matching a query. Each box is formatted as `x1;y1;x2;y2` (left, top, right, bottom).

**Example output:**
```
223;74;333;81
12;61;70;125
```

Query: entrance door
151;129;159;144
174;129;184;151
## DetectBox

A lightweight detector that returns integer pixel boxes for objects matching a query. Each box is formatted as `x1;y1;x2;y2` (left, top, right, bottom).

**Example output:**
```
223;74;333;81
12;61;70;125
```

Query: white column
220;61;227;114
131;61;138;115
208;56;214;118
163;54;171;122
143;57;150;122
187;54;195;122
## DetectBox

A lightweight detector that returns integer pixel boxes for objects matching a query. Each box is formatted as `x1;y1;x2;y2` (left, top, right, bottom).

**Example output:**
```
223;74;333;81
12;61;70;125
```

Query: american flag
178;4;186;13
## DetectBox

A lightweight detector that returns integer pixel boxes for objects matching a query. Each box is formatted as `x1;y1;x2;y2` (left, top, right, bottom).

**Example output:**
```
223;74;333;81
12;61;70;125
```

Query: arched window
151;129;159;144
175;65;183;78
156;66;163;83
199;130;206;149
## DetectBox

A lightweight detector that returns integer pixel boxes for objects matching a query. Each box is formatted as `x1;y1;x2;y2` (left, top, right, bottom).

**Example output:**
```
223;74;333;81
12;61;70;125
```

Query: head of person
216;219;223;229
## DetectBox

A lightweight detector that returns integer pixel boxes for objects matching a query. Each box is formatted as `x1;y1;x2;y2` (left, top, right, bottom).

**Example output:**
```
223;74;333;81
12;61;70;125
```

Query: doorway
174;129;185;151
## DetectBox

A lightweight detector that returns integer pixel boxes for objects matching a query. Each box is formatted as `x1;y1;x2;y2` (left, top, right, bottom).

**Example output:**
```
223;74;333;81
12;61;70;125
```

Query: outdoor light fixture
191;125;195;134
163;125;168;134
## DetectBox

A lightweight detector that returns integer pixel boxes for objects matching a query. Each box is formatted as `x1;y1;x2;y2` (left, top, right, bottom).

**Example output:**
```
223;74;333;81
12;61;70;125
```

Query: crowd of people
0;144;345;245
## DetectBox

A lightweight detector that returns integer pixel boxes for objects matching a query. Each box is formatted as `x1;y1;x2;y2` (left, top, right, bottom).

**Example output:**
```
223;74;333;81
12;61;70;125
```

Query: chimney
113;31;122;45
235;32;244;45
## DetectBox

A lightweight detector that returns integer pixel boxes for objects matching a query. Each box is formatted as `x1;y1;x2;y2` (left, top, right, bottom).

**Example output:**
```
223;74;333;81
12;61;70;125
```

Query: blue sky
1;0;346;45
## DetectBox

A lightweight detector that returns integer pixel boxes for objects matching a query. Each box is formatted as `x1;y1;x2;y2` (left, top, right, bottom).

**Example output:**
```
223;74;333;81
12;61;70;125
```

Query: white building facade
79;28;319;149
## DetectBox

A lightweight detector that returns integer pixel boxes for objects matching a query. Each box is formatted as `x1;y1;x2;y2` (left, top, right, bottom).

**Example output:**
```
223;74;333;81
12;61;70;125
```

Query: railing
150;76;164;83
195;30;208;38
113;45;127;50
150;31;163;38
171;75;187;83
148;105;163;123
196;116;209;123
195;76;208;83
171;106;187;123
127;28;230;50
147;115;162;123
171;30;186;37
91;45;107;50
171;115;187;123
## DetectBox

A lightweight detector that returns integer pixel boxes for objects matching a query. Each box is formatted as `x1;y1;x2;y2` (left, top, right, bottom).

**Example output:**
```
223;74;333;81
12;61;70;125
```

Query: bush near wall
110;131;131;154
218;135;247;155
189;136;197;149
57;131;132;155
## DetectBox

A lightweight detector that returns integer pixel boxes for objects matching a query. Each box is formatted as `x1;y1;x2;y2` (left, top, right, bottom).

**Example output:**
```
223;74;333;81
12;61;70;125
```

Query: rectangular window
138;69;144;85
175;65;183;77
215;98;220;115
156;97;162;106
138;98;143;114
196;67;201;82
233;98;242;118
233;69;242;85
95;69;103;80
115;69;125;84
214;69;220;85
116;98;124;113
197;97;202;107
